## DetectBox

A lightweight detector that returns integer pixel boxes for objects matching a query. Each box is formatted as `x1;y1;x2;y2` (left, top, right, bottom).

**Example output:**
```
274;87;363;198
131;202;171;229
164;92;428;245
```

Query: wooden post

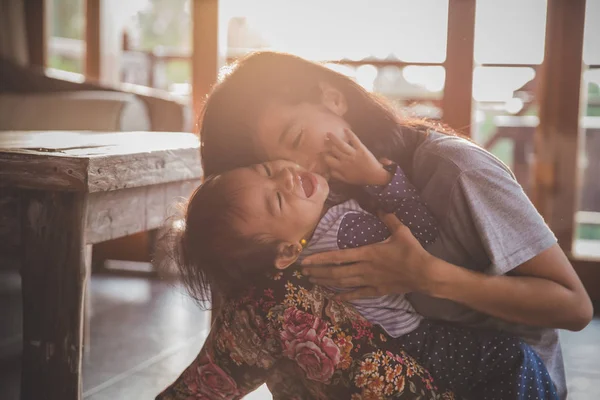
20;191;89;400
191;0;220;120
442;0;476;136
532;0;586;253
24;0;46;67
85;0;101;80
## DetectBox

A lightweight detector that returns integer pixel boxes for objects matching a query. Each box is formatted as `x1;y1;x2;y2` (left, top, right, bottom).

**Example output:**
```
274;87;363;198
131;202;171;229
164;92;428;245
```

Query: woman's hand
324;129;391;186
303;214;593;331
301;212;436;301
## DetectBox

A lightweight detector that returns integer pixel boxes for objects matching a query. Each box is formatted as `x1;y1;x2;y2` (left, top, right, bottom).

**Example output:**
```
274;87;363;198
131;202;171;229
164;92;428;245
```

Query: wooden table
0;131;202;400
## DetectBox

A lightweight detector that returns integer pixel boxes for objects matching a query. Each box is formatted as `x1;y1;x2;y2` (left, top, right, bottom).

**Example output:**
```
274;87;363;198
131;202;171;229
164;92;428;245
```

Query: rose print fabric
156;267;456;399
156;266;557;399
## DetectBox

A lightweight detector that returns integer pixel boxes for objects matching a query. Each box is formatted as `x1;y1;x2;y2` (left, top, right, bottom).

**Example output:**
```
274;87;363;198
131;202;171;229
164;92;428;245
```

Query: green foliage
166;60;191;84
577;224;600;240
51;0;84;39
135;0;190;51
48;54;82;73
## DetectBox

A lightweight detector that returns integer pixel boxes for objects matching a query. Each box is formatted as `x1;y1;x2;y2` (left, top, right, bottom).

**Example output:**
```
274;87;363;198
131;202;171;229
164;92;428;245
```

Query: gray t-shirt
404;131;566;398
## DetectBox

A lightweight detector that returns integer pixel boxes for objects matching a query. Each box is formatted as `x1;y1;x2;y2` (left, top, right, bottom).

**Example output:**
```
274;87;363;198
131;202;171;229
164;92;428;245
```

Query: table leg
20;190;89;400
83;245;92;357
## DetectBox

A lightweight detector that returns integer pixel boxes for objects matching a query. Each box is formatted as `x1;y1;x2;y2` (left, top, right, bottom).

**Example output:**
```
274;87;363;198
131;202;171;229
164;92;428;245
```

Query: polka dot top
300;163;440;337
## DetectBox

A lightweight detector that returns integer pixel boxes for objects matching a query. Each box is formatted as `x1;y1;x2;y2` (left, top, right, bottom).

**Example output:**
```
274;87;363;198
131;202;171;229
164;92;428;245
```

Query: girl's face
226;160;330;245
253;98;351;178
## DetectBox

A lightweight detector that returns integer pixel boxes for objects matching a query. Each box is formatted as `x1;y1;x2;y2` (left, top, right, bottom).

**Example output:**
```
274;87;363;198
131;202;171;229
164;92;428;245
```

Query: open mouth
299;172;317;198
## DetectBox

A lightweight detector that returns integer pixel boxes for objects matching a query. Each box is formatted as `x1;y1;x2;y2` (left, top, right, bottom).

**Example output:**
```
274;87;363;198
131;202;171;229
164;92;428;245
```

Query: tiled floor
0;270;599;399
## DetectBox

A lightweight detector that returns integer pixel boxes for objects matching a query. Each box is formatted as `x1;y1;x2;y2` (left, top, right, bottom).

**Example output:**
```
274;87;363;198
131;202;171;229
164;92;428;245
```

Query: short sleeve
445;166;557;275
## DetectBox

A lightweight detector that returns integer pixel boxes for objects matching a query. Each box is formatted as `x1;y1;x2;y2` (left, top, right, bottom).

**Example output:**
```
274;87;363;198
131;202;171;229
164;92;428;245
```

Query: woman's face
253;100;351;178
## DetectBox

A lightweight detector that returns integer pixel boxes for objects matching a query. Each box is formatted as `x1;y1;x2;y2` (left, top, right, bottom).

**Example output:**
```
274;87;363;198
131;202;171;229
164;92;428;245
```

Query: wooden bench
0;131;202;400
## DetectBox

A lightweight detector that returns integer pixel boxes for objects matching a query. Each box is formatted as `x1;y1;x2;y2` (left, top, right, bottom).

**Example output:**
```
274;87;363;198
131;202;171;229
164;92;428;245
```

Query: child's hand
324;129;392;186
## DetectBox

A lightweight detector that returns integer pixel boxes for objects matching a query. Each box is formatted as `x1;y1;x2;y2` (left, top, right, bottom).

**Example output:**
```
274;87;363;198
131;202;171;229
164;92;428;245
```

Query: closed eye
276;192;283;209
292;130;303;149
263;164;272;176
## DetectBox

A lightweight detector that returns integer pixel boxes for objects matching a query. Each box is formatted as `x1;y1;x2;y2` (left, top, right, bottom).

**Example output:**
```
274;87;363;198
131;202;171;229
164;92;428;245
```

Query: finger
327;132;355;155
324;154;341;169
301;246;368;266
379;157;393;166
308;275;367;288
329;144;350;160
377;211;405;233
329;170;347;182
334;287;380;302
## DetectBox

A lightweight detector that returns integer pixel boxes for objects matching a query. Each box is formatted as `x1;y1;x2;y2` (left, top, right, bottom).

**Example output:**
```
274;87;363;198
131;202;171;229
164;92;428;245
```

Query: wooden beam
191;0;219;120
532;0;586;253
570;258;600;301
85;0;101;80
442;0;476;136
24;0;46;67
20;190;89;399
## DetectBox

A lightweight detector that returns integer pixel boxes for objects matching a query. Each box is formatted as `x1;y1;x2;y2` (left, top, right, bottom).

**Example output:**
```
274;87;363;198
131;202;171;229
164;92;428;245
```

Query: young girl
159;51;592;399
173;127;557;399
190;51;592;399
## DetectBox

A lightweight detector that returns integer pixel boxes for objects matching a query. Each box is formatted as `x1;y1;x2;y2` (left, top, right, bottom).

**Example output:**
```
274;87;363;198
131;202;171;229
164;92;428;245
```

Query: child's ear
319;82;347;116
274;242;303;270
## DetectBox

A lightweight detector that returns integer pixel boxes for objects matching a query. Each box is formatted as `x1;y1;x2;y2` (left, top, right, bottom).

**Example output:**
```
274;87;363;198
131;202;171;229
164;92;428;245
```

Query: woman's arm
429;243;593;331
301;213;593;331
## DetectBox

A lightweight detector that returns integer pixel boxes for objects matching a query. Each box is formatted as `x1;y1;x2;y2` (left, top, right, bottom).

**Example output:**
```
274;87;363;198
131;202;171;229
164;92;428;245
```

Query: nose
275;168;295;192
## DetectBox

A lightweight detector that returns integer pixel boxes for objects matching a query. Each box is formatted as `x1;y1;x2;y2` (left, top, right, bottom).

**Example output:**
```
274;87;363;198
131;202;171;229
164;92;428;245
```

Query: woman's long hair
199;51;456;180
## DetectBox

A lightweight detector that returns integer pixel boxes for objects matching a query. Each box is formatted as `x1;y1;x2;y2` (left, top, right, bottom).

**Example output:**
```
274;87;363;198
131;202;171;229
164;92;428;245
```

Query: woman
159;52;592;399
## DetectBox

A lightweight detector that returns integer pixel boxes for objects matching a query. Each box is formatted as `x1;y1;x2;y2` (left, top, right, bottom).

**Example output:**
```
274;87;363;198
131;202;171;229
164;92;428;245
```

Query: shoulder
411;130;516;195
416;131;513;174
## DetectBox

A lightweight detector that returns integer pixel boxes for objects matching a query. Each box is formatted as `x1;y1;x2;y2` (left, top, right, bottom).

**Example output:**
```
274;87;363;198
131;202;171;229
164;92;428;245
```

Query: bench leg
83;245;92;357
20;191;89;400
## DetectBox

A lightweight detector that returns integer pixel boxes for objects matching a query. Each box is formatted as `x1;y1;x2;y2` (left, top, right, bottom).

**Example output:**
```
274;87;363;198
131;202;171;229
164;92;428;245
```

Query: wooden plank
87;148;201;192
85;0;101;80
441;0;476;136
0;131;201;192
0;131;199;153
24;0;46;67
20;190;89;400
191;0;219;118
86;180;199;244
0;153;88;192
571;258;600;301
532;0;586;253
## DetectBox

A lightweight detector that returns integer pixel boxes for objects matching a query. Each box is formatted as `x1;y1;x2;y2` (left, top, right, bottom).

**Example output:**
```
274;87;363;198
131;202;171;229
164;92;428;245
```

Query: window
46;0;85;73
575;0;600;258
222;0;449;117
120;0;192;97
471;0;547;191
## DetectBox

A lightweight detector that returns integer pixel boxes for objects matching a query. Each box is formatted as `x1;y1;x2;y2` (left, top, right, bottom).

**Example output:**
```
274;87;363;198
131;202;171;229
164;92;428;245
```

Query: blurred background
1;0;599;399
42;0;600;248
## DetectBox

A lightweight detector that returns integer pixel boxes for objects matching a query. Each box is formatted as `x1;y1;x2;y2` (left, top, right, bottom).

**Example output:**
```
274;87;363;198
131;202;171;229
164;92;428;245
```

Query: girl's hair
168;173;280;308
200;51;456;179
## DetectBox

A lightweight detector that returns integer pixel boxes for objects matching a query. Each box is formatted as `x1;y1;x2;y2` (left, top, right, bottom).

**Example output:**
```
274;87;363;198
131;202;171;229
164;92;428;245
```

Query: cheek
304;130;330;155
